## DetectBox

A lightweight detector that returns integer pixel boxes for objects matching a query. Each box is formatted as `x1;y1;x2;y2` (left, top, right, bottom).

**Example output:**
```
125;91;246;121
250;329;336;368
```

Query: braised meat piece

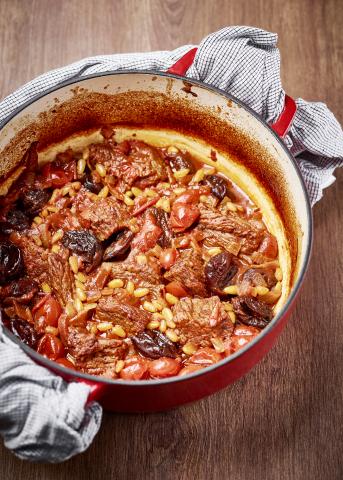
172;296;233;346
88;140;167;192
164;249;207;297
73;187;129;240
94;296;151;336
47;249;75;305
109;257;163;299
67;327;128;378
199;204;264;254
10;232;49;284
198;226;242;256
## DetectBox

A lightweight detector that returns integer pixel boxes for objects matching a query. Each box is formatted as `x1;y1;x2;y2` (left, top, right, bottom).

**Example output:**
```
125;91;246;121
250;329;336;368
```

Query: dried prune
6;317;40;349
205;252;237;292
0;241;24;284
2;278;38;304
152;207;173;248
83;174;102;194
21;189;50;215
232;296;272;329
132;330;177;359
203;175;228;200
166;150;195;173
0;209;30;234
62;230;102;272
103;229;134;261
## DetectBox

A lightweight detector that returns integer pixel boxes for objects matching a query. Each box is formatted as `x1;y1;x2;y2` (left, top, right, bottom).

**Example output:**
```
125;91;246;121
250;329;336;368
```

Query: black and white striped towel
0;26;342;464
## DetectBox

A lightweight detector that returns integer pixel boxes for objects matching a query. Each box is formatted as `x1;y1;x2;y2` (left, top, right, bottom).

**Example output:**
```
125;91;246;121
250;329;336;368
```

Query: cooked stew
0;129;282;380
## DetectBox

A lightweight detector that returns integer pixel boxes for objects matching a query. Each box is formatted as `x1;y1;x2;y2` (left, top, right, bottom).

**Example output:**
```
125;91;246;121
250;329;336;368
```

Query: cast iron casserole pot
0;51;312;412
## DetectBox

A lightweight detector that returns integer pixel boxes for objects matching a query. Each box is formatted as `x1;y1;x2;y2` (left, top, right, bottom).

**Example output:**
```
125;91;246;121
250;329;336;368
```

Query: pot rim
1;70;313;387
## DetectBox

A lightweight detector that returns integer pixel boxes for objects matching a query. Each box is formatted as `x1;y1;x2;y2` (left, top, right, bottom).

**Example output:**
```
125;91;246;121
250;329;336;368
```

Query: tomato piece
33;295;62;333
188;347;222;366
259;233;278;258
166;281;188;298
132;196;160;216
225;325;260;356
55;357;75;369
159;248;178;269
41;164;73;188
178;365;203;377
131;211;162;252
120;356;149;380
148;357;181;378
37;334;64;360
174;189;199;205
170;204;200;233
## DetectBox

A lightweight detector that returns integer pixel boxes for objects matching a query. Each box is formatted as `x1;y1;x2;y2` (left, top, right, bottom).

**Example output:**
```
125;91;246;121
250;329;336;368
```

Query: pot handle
167;48;297;138
75;378;106;405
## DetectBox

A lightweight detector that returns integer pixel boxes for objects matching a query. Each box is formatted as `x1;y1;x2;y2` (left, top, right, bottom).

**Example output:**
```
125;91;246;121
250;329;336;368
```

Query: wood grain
0;1;342;479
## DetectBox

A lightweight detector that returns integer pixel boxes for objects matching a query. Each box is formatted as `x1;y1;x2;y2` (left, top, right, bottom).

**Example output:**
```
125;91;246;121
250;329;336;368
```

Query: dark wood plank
0;1;342;479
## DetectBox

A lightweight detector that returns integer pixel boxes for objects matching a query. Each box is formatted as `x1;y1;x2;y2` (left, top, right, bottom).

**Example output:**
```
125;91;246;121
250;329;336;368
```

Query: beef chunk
47;248;75;305
109;257;163;299
172;296;233;346
73;187;129;240
197;226;242;256
67;327;128;378
10;232;49;284
164;249;207;297
94;296;151;336
199;204;264;254
88;140;167;192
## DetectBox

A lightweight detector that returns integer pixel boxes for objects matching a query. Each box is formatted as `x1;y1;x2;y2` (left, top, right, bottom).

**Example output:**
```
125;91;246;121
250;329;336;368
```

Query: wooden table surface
0;1;342;478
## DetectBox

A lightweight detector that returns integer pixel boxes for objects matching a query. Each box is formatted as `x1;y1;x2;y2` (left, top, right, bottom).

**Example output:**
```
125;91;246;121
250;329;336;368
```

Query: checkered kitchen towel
0;26;342;463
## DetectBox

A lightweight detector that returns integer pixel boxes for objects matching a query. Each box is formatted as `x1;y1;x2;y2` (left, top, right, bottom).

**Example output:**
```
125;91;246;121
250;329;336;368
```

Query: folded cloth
0;26;342;464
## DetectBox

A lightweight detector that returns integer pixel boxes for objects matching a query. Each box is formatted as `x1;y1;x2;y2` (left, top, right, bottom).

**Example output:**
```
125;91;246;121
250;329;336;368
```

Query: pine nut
173;168;190;179
167;146;178;154
66;302;76;317
82;147;89;160
83;303;98;312
211;337;225;353
74;298;83;312
95;163;106;177
97;322;113;332
126;281;135;294
47;205;59;212
51;245;60;253
76;272;87;283
166;318;176;329
75;280;85;290
136;254;147;265
273;281;282;293
41;209;49;217
115;360;125;374
76;288;87;302
204;167;216;175
45;326;59;335
223;285;238;295
182;343;197;355
124;195;135;206
192;168;205;183
77;158;86;175
41;283;51;294
51;229;63;244
161;197;171;213
165;293;179;305
200;194;210;203
275;268;283;281
152;299;164;311
256;286;269;296
228;311;236;324
107;279;124;289
69;255;79;274
60;186;70;197
147;320;160;330
143;301;157;313
144;189;158;197
133;287;150;298
166;329;179;342
132;187;143;197
125;190;134;198
101;287;114;296
223;302;233;312
174;187;186;195
111;325;126;338
32;235;42;246
33;216;42;225
208;247;222;256
161;307;173;322
159;319;167;333
226;202;237;212
98;186;109;198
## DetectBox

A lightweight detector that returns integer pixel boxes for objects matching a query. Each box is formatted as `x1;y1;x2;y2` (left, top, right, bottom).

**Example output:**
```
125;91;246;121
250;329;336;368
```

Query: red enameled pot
0;50;312;412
